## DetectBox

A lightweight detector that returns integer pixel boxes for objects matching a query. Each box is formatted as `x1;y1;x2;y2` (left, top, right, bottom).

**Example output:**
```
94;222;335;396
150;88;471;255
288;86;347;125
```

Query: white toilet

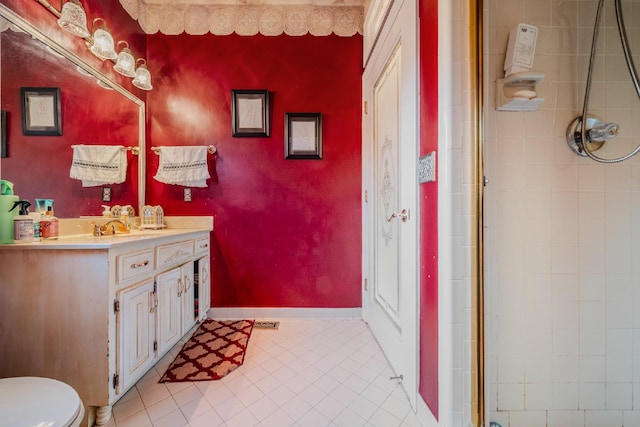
0;376;85;427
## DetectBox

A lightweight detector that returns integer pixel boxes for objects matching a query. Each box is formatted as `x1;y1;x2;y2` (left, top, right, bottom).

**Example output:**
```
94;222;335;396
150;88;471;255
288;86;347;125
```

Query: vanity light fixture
132;58;153;91
36;0;153;90
113;41;136;78
57;0;90;38
88;18;117;61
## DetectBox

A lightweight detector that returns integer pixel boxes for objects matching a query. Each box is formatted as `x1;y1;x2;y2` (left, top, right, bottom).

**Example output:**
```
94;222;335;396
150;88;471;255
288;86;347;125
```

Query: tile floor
104;318;422;427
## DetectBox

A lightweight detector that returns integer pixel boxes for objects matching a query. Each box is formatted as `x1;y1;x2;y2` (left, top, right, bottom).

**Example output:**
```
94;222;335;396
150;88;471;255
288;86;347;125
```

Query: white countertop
0;216;214;250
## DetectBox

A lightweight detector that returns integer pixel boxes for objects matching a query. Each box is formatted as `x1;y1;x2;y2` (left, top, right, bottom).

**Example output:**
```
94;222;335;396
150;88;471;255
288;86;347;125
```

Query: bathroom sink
100;230;164;239
55;230;165;241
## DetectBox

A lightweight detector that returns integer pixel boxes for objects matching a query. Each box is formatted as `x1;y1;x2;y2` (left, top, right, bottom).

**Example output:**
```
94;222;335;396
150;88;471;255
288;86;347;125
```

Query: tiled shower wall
485;0;640;426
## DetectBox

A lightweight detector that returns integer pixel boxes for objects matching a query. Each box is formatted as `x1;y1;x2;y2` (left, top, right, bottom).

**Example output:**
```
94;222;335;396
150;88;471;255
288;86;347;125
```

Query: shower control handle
589;122;619;141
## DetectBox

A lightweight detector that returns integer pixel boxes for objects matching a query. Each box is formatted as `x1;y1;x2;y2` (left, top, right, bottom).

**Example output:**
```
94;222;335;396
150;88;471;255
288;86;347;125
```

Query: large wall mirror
0;5;145;218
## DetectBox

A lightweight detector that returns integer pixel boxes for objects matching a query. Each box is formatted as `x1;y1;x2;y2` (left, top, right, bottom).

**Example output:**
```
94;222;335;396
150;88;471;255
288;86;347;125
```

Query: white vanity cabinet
0;223;212;427
113;235;210;407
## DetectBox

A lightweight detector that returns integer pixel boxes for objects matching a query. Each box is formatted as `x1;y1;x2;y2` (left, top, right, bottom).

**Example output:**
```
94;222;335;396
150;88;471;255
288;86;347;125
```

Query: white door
362;0;418;407
117;278;156;393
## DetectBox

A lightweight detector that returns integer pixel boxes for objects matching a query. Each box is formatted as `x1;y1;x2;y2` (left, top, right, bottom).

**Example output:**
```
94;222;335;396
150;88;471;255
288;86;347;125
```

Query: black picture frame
285;112;322;159
231;89;270;137
1;110;6;158
20;87;62;136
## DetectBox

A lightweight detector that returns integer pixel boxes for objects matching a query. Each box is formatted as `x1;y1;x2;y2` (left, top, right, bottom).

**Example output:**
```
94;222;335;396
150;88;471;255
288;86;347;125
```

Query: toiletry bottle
29;212;41;242
120;210;130;230
0;194;19;244
41;206;59;240
102;205;111;217
9;200;34;244
0;179;18;244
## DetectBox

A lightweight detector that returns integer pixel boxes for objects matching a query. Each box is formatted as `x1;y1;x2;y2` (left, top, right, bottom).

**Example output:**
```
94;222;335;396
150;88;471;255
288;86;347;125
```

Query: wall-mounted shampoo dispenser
504;23;538;76
497;23;543;111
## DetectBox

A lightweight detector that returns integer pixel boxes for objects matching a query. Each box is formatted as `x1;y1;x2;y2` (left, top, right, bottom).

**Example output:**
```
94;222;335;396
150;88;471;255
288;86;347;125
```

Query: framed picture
285;112;322;159
231;89;270;137
1;110;6;158
20;87;62;136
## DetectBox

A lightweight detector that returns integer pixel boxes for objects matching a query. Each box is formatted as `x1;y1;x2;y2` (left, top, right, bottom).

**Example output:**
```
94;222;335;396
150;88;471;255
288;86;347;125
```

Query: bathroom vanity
0;217;213;426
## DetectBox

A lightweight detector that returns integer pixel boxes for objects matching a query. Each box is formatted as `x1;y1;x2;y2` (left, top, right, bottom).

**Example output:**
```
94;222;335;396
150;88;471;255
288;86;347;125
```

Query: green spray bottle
0;180;18;244
9;200;33;243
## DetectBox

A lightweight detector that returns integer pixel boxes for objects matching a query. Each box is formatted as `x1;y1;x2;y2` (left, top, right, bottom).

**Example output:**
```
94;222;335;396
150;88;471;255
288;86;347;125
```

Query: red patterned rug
160;319;255;383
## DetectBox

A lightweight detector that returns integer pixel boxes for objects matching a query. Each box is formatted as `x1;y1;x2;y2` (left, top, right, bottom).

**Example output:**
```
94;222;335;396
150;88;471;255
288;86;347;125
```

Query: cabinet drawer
195;236;210;255
156;240;194;268
117;249;154;283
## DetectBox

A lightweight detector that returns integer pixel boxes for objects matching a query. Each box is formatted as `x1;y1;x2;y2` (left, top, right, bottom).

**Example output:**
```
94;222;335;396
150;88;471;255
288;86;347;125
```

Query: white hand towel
153;146;210;187
70;145;127;187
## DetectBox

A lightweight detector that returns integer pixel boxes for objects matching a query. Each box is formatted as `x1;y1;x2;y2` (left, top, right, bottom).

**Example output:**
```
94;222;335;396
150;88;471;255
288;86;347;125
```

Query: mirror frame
0;4;146;213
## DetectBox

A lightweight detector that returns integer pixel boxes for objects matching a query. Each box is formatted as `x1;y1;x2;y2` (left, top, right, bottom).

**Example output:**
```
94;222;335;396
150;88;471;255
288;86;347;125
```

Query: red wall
145;33;363;308
418;0;440;418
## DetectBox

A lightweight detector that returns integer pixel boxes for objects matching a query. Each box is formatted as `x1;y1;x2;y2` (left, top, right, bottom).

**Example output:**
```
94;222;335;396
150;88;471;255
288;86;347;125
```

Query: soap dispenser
9;200;33;243
41;206;59;240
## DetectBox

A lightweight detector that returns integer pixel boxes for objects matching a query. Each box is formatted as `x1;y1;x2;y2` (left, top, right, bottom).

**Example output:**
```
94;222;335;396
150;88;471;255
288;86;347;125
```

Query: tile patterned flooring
104;318;422;427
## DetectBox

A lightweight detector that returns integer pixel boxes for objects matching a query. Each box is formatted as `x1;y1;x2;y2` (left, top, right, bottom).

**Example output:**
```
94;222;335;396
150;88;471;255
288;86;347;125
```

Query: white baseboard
207;307;362;320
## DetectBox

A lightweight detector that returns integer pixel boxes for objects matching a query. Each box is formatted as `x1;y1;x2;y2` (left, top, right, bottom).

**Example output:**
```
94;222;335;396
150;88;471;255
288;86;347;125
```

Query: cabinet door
180;261;195;336
198;255;211;321
156;267;181;355
117;278;156;394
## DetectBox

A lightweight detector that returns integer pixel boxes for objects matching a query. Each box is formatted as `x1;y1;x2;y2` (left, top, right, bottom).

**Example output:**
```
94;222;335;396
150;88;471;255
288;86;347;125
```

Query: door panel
181;261;195;335
198;255;211;321
156;267;181;355
375;46;402;324
117;278;155;393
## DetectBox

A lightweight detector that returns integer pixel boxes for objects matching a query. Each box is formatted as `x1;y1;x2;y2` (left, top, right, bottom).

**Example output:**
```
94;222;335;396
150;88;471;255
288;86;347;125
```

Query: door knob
387;209;408;222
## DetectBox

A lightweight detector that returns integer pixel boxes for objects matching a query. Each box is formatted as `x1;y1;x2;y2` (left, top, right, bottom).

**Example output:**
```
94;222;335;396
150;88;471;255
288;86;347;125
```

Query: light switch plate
418;151;436;184
183;188;192;202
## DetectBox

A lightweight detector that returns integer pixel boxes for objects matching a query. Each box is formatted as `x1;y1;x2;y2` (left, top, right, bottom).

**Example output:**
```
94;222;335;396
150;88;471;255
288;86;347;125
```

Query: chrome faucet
92;219;129;236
